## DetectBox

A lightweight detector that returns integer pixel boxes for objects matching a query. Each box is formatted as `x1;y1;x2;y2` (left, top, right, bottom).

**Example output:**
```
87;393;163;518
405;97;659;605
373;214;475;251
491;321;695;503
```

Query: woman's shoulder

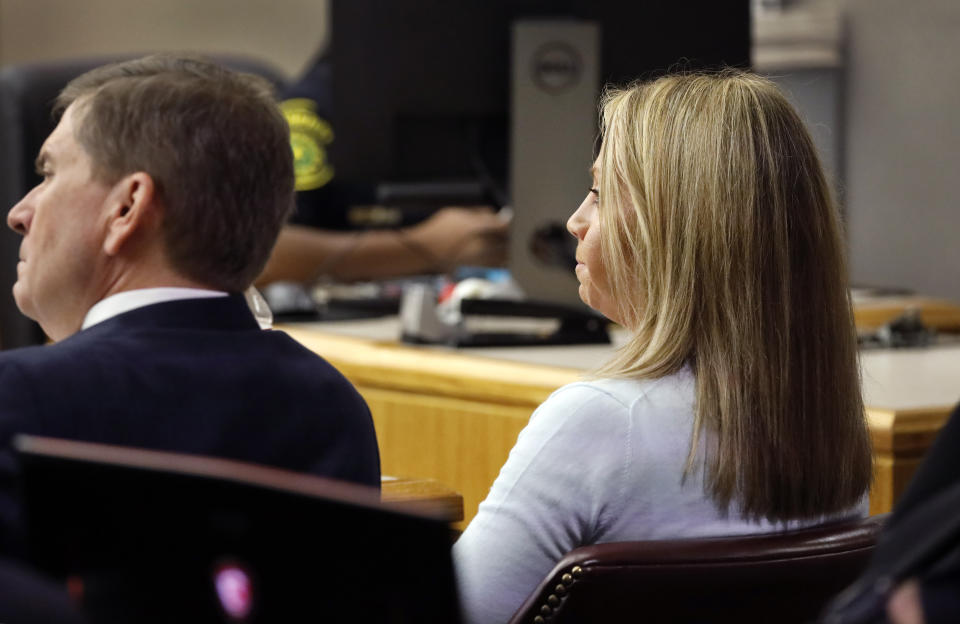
525;368;695;445
547;365;695;412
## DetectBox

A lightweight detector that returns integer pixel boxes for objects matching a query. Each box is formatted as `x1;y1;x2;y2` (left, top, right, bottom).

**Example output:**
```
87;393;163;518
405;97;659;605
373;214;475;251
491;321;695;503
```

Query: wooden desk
860;346;960;513
281;322;573;531
852;294;960;332
381;475;464;523
280;321;960;527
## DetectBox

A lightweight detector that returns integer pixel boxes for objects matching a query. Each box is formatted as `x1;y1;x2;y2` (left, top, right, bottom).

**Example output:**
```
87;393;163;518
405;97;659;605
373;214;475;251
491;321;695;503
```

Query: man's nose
7;196;32;235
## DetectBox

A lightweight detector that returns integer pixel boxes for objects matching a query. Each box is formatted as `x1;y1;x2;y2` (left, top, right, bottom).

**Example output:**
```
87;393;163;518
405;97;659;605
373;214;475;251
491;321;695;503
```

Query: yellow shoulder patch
281;98;335;191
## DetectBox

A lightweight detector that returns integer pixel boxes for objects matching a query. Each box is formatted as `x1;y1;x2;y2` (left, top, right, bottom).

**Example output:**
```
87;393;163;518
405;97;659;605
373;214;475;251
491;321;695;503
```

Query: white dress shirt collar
81;287;228;331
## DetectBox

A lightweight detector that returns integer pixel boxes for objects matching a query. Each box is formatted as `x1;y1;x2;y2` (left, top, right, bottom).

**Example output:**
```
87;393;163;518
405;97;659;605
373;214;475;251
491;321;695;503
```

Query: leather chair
508;514;887;624
0;556;84;624
0;53;287;349
16;434;462;623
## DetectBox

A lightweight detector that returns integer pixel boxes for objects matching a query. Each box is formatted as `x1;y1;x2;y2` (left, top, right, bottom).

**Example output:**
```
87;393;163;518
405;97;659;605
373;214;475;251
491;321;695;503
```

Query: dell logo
531;42;583;94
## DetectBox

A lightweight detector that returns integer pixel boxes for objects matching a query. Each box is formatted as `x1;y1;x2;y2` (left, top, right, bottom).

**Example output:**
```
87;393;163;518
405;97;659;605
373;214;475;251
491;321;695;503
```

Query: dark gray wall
844;0;960;298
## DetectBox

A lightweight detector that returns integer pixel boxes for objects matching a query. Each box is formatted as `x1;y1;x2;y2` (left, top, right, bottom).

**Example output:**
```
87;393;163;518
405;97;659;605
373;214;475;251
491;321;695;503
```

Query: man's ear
103;172;158;257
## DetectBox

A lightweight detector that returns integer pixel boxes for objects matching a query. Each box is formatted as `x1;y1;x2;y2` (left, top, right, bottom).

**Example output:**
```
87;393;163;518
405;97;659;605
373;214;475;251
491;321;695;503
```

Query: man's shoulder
0;324;359;406
0;342;67;371
0;336;107;401
0;344;61;427
258;331;363;394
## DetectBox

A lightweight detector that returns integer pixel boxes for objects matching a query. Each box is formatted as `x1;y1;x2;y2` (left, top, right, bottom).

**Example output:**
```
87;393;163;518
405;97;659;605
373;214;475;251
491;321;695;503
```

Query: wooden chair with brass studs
507;514;886;624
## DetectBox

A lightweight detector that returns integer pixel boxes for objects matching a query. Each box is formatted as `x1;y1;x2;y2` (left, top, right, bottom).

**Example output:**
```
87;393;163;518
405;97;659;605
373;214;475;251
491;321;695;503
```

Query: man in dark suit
0;54;380;556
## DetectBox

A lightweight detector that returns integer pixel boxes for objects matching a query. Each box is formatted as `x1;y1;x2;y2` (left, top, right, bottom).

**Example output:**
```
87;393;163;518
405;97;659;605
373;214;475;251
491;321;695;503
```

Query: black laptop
15;435;461;623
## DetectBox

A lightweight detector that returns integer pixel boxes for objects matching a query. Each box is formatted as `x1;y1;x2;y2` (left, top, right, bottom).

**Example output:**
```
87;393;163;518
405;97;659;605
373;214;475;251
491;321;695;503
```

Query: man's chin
11;284;37;321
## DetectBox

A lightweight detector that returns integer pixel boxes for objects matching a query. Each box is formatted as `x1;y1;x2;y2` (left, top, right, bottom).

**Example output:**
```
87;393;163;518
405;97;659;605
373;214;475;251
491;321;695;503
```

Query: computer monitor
331;0;750;307
15;435;461;624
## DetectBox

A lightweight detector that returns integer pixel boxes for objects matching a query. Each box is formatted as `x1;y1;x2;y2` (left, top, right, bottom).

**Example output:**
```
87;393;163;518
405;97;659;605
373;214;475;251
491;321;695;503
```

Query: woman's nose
567;195;591;240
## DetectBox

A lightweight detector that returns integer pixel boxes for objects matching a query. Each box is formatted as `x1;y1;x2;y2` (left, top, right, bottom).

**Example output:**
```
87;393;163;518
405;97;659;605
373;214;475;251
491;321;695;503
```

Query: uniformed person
258;56;508;285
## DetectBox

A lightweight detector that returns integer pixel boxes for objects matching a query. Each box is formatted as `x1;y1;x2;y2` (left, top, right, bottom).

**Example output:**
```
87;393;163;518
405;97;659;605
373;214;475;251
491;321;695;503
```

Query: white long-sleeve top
452;366;869;624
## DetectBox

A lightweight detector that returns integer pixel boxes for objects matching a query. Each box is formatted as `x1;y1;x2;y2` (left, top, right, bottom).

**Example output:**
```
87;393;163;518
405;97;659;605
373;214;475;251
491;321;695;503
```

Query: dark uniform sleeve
280;56;376;230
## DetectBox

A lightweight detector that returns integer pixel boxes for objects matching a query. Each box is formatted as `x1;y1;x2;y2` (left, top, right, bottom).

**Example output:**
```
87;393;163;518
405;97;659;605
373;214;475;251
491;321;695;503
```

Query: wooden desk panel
865;406;955;514
860;345;960;513
281;324;576;529
370;389;531;530
380;475;464;523
283;325;577;406
852;295;960;332
279;323;960;527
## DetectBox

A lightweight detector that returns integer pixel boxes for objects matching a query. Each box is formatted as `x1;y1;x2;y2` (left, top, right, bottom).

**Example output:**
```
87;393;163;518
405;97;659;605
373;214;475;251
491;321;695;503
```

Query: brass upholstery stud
540;605;552;616
555;583;567;596
561;573;573;585
547;594;560;607
571;566;583;578
534;616;545;624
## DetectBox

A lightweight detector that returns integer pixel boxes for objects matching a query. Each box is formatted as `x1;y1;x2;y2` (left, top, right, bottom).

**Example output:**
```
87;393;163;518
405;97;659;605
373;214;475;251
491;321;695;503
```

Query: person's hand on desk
403;206;509;271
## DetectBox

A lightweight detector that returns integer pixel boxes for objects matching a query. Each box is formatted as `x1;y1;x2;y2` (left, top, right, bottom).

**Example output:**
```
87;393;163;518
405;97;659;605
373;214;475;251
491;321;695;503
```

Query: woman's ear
103;172;158;256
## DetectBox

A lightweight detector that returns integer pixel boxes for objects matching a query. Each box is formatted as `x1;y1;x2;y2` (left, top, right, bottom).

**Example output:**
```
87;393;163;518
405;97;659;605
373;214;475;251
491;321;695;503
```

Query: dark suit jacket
885;403;960;527
0;556;84;623
822;403;960;623
878;402;960;621
0;294;380;554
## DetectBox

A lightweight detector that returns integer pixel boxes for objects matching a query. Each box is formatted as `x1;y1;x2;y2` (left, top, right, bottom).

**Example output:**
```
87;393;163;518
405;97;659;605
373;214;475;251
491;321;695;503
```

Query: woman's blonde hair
595;70;872;521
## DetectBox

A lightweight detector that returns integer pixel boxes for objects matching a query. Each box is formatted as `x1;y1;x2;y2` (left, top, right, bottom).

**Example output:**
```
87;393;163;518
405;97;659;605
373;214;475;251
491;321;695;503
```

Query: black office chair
0;556;84;624
0;54;288;349
16;434;462;623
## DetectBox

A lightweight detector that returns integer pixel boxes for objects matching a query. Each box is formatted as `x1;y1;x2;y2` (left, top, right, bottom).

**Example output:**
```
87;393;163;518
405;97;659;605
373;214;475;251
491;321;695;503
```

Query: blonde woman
452;71;873;624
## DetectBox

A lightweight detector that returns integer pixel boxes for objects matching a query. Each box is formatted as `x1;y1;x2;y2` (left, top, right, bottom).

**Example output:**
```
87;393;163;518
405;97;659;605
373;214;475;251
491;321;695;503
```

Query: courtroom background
0;0;958;302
